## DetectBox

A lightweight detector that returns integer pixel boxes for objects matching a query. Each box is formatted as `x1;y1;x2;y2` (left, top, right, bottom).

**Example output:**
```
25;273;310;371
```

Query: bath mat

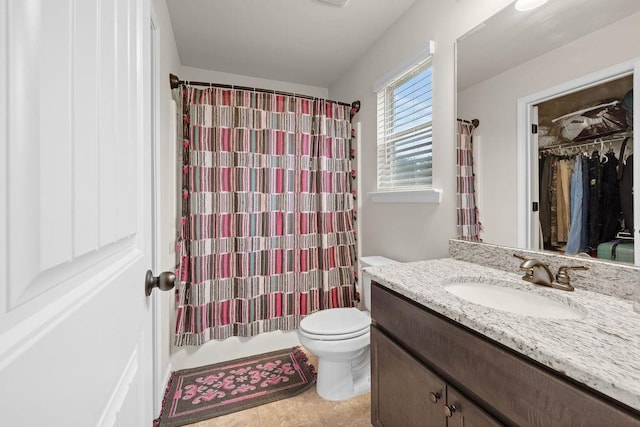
154;347;316;427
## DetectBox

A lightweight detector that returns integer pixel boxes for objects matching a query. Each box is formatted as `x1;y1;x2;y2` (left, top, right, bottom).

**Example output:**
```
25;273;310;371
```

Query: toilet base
315;346;370;401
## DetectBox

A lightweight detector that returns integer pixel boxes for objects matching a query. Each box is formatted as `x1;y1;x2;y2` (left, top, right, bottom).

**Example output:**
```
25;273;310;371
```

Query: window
376;57;433;190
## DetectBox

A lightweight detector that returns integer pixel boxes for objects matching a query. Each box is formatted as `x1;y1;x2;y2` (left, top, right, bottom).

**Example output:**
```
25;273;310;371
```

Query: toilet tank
360;256;399;311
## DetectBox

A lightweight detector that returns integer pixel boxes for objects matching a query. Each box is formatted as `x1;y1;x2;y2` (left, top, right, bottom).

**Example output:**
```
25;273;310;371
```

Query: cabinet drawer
371;283;640;427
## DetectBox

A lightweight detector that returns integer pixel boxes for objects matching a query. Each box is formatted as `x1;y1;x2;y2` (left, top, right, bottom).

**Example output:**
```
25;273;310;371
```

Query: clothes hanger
617;137;631;175
607;141;615;154
600;141;608;162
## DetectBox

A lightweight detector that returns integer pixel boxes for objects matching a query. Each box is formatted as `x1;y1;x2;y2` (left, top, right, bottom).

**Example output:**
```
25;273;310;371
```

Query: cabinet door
371;327;446;427
445;386;503;427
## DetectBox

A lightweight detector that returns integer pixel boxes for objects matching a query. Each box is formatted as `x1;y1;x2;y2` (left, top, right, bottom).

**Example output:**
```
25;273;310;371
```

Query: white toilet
298;256;399;401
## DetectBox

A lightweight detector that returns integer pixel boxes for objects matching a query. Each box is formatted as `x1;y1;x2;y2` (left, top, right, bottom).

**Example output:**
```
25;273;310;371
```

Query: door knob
428;392;440;404
145;270;176;296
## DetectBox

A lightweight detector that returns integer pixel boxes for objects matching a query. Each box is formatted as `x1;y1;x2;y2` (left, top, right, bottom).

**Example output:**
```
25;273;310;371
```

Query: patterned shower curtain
456;121;481;241
175;86;358;346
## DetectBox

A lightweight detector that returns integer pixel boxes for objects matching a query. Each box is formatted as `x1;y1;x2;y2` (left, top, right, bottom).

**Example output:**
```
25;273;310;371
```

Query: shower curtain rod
169;73;355;108
457;117;480;128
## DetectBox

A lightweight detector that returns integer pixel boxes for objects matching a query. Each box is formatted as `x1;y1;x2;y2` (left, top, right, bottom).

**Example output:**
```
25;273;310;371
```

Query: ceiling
457;0;640;91
165;0;417;88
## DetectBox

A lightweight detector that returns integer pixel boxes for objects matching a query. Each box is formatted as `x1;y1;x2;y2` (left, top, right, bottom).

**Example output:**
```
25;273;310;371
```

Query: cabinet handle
428;392;440;403
443;404;456;417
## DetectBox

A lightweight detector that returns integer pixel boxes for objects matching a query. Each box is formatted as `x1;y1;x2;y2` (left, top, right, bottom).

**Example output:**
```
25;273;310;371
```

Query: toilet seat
299;308;371;341
298;325;369;341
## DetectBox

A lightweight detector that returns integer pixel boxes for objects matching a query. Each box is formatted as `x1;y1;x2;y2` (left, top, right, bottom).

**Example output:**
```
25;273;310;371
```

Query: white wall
180;66;328;99
458;11;640;246
328;0;512;262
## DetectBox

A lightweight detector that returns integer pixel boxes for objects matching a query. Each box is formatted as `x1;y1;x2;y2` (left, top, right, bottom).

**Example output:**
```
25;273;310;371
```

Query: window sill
368;189;442;204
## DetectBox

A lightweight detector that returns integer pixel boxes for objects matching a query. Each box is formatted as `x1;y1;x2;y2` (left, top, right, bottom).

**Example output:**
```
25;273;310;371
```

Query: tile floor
187;350;372;427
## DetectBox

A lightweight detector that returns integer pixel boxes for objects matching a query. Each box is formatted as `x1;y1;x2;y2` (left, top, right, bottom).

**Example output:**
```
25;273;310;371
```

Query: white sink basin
445;282;585;319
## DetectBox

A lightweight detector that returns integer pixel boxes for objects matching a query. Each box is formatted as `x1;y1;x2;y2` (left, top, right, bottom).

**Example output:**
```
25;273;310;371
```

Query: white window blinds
376;58;433;190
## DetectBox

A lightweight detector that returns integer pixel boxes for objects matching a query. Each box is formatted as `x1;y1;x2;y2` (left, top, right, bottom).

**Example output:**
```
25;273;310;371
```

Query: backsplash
448;239;640;300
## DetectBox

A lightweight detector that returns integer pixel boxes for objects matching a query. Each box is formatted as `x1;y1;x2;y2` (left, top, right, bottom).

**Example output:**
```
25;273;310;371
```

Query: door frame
516;57;639;266
149;4;164;417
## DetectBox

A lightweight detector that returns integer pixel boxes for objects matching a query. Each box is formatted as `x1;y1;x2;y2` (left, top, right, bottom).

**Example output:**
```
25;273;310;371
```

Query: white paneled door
0;0;156;425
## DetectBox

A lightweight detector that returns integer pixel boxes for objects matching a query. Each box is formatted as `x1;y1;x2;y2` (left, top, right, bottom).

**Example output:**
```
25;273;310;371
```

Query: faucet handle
513;253;528;261
556;265;589;286
513;254;534;281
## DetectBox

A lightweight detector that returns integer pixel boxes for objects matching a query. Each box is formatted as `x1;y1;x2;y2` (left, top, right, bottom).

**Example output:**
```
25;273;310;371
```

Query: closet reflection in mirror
456;0;640;266
537;76;633;262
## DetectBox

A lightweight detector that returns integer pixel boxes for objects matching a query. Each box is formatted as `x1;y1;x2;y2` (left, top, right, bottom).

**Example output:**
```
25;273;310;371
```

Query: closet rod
169;73;355;108
539;131;633;152
457;118;480;128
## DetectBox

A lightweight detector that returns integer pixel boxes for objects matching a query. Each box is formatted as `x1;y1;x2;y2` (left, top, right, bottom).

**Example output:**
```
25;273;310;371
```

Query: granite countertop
364;258;640;412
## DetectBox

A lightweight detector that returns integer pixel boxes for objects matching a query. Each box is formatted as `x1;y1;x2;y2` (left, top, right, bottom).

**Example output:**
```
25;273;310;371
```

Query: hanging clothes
540;130;633;255
599;151;621;242
588;151;602;250
556;158;574;244
579;155;590;253
619;154;634;231
565;156;583;255
539;154;552;246
550;157;559;247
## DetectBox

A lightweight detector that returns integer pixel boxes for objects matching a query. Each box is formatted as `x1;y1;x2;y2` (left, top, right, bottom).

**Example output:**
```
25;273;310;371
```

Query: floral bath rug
154;347;316;426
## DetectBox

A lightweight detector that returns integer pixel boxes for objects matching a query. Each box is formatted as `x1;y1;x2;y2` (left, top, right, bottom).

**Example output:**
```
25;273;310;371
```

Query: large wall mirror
456;0;640;266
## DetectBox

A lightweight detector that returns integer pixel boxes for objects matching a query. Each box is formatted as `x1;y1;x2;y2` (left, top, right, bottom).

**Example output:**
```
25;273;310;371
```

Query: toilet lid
299;308;370;337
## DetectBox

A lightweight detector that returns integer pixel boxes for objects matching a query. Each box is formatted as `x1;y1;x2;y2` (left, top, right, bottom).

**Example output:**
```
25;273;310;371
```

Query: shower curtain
175;86;357;345
456;121;481;241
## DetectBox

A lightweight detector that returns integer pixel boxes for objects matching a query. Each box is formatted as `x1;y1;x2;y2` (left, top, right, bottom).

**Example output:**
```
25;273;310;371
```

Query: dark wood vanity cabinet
372;326;501;426
371;282;640;427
